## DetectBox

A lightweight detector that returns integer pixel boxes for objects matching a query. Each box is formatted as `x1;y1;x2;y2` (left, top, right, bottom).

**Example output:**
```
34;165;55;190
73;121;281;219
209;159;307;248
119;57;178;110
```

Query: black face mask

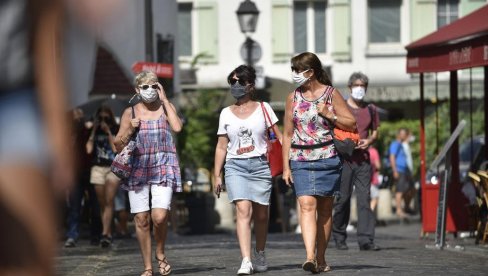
230;83;247;99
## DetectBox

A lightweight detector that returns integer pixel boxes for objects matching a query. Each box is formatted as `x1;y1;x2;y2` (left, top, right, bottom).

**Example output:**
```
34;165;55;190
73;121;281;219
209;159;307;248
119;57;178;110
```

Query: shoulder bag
111;106;137;179
260;102;283;177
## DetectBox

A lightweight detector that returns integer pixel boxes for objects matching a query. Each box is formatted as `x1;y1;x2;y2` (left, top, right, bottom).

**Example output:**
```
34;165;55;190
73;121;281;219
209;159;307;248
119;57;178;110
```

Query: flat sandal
156;256;172;276
140;269;152;276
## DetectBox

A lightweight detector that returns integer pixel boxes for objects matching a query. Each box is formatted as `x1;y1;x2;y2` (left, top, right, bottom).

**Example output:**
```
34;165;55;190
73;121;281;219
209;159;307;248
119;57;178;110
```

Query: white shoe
253;249;268;272
237;258;253;275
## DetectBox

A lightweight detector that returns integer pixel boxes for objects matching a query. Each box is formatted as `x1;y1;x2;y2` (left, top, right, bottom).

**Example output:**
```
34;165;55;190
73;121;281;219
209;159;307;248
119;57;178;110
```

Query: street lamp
236;0;259;66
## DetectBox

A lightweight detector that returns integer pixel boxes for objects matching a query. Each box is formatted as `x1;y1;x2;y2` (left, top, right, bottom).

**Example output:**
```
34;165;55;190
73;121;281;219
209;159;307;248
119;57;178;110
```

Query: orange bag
333;128;360;144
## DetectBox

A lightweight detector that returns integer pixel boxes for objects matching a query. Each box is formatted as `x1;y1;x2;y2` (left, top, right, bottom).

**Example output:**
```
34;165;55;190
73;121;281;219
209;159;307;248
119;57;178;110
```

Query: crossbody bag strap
260;102;273;129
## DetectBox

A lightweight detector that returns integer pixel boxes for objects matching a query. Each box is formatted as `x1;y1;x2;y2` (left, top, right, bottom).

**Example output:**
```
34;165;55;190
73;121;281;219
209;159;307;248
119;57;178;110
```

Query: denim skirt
291;155;342;197
224;156;272;205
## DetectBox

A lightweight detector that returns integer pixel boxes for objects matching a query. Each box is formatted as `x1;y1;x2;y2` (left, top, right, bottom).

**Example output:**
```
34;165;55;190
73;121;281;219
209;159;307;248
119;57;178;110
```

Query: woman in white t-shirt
213;65;282;275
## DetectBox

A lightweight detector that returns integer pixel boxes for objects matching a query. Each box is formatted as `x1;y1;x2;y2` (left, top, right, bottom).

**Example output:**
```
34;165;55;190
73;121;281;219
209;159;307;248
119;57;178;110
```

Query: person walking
86;105;120;248
332;72;381;251
114;71;182;276
282;52;356;273
65;108;102;247
389;128;415;218
213;65;281;275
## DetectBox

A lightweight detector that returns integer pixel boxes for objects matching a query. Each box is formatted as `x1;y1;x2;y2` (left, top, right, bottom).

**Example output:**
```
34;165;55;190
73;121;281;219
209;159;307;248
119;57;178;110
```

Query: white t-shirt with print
217;102;278;160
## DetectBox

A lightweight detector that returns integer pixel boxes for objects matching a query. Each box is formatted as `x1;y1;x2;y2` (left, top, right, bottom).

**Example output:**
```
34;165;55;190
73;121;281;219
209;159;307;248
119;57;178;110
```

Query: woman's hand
213;175;224;198
100;121;110;134
130;118;140;130
157;82;167;101
317;102;335;121
282;168;293;187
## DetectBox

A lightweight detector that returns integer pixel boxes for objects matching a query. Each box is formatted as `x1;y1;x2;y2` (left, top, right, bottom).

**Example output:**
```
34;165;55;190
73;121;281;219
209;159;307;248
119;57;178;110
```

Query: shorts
291;155;341;197
90;165;119;185
128;185;173;213
370;184;379;199
0;88;48;169
395;170;414;193
224;156;272;205
114;188;127;212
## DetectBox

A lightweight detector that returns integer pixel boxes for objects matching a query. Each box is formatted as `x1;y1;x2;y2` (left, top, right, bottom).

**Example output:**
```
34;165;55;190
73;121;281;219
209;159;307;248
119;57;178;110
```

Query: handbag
260;102;283;177
324;87;359;159
111;106;137;179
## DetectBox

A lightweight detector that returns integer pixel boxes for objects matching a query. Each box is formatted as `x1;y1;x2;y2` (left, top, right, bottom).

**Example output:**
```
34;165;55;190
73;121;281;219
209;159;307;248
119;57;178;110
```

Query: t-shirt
217;102;278;160
348;103;380;163
92;125;118;166
389;140;408;173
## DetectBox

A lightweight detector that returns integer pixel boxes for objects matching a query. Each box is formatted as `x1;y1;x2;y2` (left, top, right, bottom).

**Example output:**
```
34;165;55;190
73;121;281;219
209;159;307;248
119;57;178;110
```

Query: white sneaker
237;258;253;275
253;249;268;272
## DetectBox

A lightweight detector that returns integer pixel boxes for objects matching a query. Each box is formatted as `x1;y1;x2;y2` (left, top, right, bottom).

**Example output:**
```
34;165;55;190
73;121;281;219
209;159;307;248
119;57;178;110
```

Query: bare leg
134;212;152;272
0;166;57;276
252;203;269;252
153;208;171;274
370;198;378;212
316;197;334;266
395;192;406;217
298;195;318;261
235;200;253;259
101;177;119;237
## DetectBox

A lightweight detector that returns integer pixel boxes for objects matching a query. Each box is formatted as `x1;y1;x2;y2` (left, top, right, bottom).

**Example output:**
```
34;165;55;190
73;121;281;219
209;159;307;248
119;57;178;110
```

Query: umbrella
76;95;137;119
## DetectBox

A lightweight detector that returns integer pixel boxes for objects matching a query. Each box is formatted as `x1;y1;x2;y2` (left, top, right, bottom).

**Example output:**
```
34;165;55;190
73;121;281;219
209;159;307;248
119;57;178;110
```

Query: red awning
406;4;488;73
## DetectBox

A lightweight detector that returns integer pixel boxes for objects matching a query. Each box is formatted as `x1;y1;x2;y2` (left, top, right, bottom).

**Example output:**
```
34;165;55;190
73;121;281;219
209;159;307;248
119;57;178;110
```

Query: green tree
177;90;225;172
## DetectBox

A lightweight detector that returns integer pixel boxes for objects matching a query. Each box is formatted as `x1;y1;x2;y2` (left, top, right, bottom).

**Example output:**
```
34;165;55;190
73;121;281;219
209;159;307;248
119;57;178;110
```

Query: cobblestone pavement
56;221;488;276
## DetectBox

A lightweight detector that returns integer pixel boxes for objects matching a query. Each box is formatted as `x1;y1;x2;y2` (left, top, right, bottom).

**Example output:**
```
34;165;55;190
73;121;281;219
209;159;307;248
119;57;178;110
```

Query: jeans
332;159;376;246
66;171;102;240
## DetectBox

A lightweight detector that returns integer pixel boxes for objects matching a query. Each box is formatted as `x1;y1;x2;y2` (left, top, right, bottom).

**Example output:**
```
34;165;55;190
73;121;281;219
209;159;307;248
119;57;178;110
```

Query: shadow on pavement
332;264;390;271
172;266;226;274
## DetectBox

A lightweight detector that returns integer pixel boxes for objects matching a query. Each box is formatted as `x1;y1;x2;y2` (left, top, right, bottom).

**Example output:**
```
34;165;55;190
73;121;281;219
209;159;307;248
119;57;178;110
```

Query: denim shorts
0;88;48;169
291;155;342;197
224;156;272;205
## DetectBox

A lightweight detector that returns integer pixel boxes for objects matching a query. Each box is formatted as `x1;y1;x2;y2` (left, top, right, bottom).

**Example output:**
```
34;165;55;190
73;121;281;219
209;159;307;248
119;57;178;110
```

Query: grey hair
347;72;369;87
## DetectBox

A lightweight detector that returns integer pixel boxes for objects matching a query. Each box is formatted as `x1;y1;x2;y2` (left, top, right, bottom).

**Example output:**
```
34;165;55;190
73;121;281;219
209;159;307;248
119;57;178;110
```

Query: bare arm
282;93;294;186
213;135;229;196
390;151;399;179
33;0;73;192
114;107;139;152
330;89;356;131
158;83;182;133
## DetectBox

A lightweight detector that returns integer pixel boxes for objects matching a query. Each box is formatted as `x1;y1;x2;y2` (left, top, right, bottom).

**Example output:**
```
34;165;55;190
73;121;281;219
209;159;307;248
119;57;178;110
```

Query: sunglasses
98;116;110;121
229;78;247;86
138;84;159;90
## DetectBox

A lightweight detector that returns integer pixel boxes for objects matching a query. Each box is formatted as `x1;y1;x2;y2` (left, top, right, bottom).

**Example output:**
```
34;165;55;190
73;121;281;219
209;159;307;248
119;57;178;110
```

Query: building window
368;0;401;43
437;0;459;28
293;1;327;54
177;3;192;57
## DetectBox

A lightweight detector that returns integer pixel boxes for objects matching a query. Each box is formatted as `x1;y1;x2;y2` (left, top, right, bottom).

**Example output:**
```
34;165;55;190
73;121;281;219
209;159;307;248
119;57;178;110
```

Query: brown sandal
140;269;153;276
156;256;172;276
302;259;317;273
317;263;331;273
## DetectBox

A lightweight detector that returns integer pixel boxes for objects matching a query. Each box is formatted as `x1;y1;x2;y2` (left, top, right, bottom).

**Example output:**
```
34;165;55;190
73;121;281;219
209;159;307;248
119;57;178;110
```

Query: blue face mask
230;83;248;99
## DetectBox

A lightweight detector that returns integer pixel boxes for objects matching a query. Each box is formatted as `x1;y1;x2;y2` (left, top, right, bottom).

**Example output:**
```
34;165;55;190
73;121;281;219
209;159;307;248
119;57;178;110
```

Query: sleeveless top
290;86;337;161
121;112;182;192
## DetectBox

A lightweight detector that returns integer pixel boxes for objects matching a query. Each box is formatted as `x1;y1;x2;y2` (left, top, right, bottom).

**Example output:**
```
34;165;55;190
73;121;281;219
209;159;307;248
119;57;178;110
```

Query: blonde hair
134;71;158;87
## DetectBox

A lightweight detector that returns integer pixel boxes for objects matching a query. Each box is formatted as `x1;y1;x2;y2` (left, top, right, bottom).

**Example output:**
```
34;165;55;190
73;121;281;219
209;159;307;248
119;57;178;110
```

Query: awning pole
485;66;488;159
435;73;439;154
469;68;473;164
420;73;426;232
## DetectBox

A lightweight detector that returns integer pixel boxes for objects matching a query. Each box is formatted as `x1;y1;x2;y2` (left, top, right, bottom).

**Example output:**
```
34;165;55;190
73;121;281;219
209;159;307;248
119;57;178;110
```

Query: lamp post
236;0;259;67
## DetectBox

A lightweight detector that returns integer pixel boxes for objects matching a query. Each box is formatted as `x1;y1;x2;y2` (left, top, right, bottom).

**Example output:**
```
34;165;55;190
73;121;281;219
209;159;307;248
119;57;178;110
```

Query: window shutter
272;0;292;63
195;1;218;63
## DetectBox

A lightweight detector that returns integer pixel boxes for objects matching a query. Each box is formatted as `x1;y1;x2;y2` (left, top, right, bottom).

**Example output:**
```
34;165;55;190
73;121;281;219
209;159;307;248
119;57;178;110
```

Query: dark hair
291;52;332;86
95;105;117;127
227;65;256;86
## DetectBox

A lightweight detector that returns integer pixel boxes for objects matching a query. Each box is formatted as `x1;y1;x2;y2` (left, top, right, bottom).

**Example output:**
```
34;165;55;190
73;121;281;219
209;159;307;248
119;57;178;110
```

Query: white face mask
139;87;159;103
351;86;366;101
292;69;310;87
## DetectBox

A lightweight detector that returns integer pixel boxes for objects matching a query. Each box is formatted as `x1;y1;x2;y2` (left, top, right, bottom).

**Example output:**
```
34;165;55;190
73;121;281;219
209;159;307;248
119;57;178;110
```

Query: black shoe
359;243;380;251
335;241;349;250
100;235;112;248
